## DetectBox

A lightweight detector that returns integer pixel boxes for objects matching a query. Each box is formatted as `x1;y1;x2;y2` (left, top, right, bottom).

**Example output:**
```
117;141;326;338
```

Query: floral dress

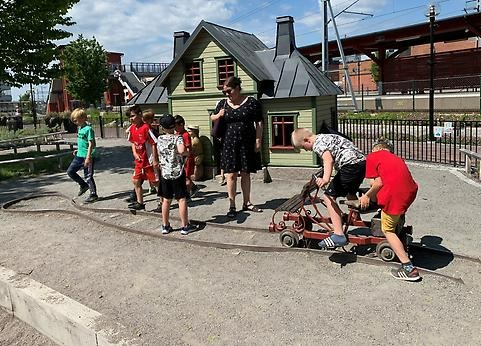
214;96;263;173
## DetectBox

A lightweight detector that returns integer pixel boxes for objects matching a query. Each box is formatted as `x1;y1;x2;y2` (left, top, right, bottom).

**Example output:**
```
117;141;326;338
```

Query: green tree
19;91;31;102
0;0;78;86
62;35;109;107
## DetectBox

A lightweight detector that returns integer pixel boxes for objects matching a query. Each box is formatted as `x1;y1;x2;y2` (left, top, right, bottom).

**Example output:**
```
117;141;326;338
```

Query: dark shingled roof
255;49;341;98
128;72;168;105
155;20;271;87
120;72;144;94
130;19;340;105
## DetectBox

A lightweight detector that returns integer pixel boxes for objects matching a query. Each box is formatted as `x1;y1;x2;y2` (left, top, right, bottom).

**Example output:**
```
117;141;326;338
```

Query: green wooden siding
262;97;317;167
171;96;220;167
315;95;336;129
168;30;256;96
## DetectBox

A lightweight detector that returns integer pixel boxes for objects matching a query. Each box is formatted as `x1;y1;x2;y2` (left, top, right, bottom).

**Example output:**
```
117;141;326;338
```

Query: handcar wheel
376;241;396;262
279;230;299;248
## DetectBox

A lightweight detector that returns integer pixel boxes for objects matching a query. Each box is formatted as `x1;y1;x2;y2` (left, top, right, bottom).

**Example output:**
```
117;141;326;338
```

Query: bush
45;111;77;132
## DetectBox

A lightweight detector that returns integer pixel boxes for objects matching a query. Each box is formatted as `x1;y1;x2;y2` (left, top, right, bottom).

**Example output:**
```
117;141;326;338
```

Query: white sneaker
180;224;196;235
161;224;172;234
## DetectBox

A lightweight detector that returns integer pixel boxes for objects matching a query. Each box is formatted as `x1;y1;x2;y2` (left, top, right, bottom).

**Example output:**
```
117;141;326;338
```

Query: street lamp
427;4;437;141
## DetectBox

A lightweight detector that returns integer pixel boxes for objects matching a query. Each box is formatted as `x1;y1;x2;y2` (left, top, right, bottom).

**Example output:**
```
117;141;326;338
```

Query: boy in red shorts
127;105;158;210
359;138;421;282
174;115;199;197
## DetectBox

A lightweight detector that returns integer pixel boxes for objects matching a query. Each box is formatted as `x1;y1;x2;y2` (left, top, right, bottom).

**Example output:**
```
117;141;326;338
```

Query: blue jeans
67;156;97;195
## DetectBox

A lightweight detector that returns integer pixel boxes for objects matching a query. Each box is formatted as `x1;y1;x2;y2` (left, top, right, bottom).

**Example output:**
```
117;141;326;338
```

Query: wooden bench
0;131;69;154
459;148;481;180
0;152;71;173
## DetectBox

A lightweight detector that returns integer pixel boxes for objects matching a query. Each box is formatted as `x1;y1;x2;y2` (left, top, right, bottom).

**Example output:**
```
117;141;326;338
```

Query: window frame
268;112;299;150
216;57;236;89
184;59;204;91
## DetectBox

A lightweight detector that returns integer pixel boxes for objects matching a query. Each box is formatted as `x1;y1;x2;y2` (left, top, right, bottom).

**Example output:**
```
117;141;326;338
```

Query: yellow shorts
381;211;401;233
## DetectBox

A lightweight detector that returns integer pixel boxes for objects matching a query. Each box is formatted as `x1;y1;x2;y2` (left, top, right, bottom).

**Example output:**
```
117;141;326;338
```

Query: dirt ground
1;138;481;345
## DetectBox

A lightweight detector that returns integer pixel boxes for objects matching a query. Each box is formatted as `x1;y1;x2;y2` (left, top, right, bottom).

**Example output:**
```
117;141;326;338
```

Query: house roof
128;72;168;105
156;20;272;87
256;49;341;98
131;18;340;105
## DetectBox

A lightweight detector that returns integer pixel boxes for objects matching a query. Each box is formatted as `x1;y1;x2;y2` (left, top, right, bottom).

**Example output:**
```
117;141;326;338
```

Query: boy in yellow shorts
359;138;420;281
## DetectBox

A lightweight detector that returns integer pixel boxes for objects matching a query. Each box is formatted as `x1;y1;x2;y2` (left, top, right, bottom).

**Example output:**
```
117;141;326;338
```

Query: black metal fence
339;119;481;167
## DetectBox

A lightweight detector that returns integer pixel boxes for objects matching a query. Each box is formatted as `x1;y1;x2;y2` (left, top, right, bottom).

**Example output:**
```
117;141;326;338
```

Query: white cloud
65;0;239;63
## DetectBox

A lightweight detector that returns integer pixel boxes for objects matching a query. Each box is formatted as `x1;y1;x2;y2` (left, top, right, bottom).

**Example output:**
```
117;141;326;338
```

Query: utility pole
428;4;436;141
465;0;481;13
327;0;358;111
321;0;329;75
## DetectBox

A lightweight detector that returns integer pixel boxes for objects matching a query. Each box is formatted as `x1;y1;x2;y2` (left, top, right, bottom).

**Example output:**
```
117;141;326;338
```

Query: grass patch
0;127;52;141
0;149;72;161
0;150;71;181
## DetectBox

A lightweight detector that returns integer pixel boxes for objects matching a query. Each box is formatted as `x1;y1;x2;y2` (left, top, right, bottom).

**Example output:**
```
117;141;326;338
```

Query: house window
185;60;203;90
271;115;296;148
217;58;235;87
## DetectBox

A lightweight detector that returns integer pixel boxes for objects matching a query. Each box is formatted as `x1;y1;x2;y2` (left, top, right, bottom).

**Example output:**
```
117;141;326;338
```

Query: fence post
115;119;120;138
412;80;416;112
99;115;105;139
120;109;124;128
361;85;364;112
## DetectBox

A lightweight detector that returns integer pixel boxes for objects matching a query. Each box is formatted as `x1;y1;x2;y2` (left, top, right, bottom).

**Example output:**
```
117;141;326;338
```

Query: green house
129;16;341;175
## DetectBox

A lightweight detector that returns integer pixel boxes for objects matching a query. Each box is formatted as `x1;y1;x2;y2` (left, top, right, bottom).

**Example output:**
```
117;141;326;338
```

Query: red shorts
132;162;157;183
184;156;195;177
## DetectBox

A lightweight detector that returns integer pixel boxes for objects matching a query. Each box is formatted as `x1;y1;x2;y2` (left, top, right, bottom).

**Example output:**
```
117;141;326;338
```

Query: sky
11;0;474;101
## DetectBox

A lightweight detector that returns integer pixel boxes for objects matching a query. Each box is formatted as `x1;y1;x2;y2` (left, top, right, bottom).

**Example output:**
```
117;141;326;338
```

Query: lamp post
428;4;436;141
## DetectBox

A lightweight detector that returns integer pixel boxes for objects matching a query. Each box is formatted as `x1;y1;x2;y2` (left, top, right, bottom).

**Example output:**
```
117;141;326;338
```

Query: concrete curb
0;265;128;346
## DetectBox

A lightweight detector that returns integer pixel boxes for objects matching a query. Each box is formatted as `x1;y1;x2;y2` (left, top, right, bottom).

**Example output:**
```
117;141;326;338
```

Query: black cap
160;114;176;129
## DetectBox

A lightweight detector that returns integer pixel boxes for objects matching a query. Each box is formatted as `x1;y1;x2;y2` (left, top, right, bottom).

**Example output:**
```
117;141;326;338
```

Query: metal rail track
3;192;477;285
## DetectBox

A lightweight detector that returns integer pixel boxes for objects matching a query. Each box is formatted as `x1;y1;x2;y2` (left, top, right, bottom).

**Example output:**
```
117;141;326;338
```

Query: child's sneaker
149;186;157;195
84;194;98;203
161;224;172;234
318;234;348;249
128;202;145;210
180;224;196;235
78;185;89;196
219;177;226;186
391;266;421;282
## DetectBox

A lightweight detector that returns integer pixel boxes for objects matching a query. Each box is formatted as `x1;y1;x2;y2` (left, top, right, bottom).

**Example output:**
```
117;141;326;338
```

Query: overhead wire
137;0;462;61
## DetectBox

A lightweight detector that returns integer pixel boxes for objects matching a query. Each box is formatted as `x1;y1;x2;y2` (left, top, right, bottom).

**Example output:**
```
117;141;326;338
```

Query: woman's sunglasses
222;88;233;96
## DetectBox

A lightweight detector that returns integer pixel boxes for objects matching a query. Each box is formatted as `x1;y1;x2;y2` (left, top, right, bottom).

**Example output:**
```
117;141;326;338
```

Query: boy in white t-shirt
291;128;366;249
155;114;196;235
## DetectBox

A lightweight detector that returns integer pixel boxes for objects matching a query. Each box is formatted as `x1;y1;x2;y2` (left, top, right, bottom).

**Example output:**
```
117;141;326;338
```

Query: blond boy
291;128;365;248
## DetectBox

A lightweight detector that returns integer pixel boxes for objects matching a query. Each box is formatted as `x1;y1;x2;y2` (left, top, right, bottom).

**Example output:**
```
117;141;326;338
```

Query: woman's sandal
227;206;237;218
242;203;263;213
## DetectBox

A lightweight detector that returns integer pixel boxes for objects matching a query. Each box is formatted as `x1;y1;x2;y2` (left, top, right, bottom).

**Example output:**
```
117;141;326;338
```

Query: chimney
275;16;296;58
173;31;190;58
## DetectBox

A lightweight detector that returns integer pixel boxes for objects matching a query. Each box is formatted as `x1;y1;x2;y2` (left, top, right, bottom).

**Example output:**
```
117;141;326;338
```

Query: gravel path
1;138;480;345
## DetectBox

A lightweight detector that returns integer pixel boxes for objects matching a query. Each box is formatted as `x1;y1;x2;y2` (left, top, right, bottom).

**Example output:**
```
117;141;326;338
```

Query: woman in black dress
210;76;263;218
